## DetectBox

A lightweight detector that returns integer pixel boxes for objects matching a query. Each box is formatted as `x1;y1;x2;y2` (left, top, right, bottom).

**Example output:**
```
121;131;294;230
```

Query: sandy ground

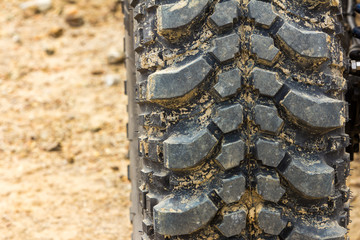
0;1;359;240
0;1;131;239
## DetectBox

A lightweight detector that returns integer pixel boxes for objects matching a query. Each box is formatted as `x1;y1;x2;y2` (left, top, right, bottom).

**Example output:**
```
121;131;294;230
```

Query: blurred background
0;1;358;240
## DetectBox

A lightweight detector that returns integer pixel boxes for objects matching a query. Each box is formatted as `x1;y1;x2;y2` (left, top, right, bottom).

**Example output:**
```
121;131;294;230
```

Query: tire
125;0;350;239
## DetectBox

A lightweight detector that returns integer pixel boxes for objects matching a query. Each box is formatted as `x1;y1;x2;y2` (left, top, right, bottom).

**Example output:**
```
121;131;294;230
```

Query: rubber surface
125;0;350;239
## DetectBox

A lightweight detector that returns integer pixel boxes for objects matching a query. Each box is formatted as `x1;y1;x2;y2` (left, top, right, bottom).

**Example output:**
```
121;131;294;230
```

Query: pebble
91;69;104;75
65;7;84;27
49;27;64;38
20;0;52;12
104;74;121;87
44;47;55;55
43;142;62;152
107;48;125;64
12;34;22;44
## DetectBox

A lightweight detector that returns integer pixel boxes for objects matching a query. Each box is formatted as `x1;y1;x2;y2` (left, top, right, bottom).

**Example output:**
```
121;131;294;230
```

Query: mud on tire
124;0;350;239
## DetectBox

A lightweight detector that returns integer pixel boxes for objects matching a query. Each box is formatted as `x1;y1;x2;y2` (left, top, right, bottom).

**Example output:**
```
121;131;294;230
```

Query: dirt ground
0;1;359;240
0;0;131;239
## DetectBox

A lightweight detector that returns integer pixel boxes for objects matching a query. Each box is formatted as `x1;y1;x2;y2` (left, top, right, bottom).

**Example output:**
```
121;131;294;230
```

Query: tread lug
209;0;239;31
251;34;280;65
157;0;209;32
254;105;283;134
255;138;285;167
281;156;335;199
164;128;218;170
216;139;246;170
256;171;285;203
213;68;242;98
280;89;346;130
210;33;240;62
213;103;244;133
286;221;347;240
216;174;246;204
216;207;247;237
277;22;329;60
258;206;287;235
251;67;283;97
147;56;213;100
153;193;218;236
248;0;278;29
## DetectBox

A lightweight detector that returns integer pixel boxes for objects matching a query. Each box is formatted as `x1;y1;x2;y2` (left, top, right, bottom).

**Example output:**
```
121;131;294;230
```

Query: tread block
216;174;246;204
256;171;285;203
216;207;247;237
213;68;242;98
209;0;239;30
254;105;283;134
251;67;283;97
210;33;240;62
276;22;329;60
255;138;285;167
251;34;280;65
164;128;218;170
281;156;335;199
213;103;244;133
153;193;218;236
157;0;209;32
280;89;346;130
216;139;246;170
258;207;287;235
286;221;347;240
147;56;213;100
248;0;278;29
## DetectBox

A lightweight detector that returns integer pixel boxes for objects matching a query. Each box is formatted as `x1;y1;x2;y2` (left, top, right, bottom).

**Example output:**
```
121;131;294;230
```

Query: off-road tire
124;0;350;239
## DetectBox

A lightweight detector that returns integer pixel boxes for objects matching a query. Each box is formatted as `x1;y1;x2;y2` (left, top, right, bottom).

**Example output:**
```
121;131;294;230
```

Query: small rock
90;127;102;133
107;48;125;64
104;74;121;86
45;47;55;55
49;27;64;38
111;166;119;171
20;0;52;12
91;68;104;75
44;142;62;152
12;34;22;44
65;7;84;27
67;157;75;164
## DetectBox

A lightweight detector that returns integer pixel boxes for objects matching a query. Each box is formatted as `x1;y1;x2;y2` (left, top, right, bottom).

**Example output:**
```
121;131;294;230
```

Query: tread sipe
125;0;350;239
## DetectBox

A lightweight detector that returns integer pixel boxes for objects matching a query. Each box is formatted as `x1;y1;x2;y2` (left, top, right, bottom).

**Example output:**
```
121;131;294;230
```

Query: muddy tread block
255;138;285;167
216;207;247;237
285;221;347;240
213;103;244;133
210;33;240;62
251;68;283;97
153;193;218;236
281;156;335;199
256;171;285;203
258;207;287;235
248;0;278;29
209;0;239;31
251;34;279;65
147;56;213;100
163;129;217;170
276;22;329;60
254;105;283;134
216;139;246;170
216;174;246;204
280;89;345;130
213;68;242;98
157;0;209;32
